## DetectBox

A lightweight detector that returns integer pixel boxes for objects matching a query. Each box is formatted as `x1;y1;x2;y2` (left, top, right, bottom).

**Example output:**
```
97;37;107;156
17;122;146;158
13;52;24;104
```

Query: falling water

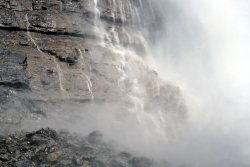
77;48;94;100
93;0;106;46
19;0;250;167
25;13;42;53
89;0;173;136
93;0;100;16
83;0;250;166
52;57;66;97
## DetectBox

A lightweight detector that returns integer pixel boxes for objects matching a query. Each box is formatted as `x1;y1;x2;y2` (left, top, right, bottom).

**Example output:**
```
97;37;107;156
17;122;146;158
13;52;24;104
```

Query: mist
148;0;250;166
11;0;250;166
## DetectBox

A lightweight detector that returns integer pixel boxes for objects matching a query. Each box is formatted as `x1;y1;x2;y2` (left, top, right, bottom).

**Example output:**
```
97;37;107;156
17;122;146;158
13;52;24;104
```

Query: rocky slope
0;128;168;167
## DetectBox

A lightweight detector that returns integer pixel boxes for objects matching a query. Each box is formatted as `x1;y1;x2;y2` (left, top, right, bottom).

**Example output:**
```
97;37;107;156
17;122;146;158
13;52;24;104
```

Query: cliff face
0;0;187;166
0;0;186;135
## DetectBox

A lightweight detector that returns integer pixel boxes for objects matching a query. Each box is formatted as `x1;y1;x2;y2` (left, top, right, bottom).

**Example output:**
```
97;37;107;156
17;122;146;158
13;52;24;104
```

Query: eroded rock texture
0;0;186;146
0;0;187;166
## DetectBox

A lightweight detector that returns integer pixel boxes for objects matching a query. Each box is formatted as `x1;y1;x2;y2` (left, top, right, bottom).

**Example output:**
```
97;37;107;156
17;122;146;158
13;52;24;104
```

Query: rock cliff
0;0;186;166
0;0;186;133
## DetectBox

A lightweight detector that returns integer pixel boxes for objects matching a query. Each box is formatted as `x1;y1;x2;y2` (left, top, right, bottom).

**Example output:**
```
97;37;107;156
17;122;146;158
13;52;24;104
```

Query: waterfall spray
15;1;250;167
83;0;250;166
147;0;250;166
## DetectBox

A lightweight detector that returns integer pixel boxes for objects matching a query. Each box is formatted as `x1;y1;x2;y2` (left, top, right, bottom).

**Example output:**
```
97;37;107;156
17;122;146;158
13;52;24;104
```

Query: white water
86;0;250;166
52;57;66;97
21;1;250;166
25;13;43;53
93;0;108;47
77;48;94;100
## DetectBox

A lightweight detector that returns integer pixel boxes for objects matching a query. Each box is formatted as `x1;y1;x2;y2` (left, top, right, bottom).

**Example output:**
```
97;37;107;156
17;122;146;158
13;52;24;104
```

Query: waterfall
74;1;185;150
146;0;250;166
15;1;250;166
81;0;250;166
77;48;94;100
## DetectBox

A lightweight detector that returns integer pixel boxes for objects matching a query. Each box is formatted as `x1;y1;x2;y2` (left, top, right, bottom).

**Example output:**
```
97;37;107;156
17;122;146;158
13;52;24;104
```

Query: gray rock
30;135;51;145
0;129;163;167
26;128;58;140
0;154;9;162
0;50;28;89
87;130;103;144
73;157;84;166
0;1;184;166
129;157;154;167
13;155;33;167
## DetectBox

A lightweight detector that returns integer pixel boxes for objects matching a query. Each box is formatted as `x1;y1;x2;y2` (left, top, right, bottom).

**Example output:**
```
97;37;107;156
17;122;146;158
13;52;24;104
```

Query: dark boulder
87;130;103;144
26;128;58;141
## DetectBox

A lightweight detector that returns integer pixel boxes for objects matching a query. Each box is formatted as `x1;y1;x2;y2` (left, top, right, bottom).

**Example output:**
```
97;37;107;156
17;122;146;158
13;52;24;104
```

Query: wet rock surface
0;128;166;167
0;0;186;166
0;0;187;132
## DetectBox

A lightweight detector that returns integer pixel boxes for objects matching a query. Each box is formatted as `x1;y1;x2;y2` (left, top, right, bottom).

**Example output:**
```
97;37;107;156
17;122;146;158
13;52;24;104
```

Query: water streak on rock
77;48;94;100
25;13;66;97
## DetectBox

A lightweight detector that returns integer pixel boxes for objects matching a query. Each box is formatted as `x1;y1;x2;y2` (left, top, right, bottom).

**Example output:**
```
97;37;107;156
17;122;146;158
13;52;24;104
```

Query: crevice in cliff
0;82;30;90
0;26;96;40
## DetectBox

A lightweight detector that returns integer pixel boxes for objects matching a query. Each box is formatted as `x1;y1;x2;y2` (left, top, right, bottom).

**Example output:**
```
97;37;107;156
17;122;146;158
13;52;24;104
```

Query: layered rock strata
0;0;186;136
